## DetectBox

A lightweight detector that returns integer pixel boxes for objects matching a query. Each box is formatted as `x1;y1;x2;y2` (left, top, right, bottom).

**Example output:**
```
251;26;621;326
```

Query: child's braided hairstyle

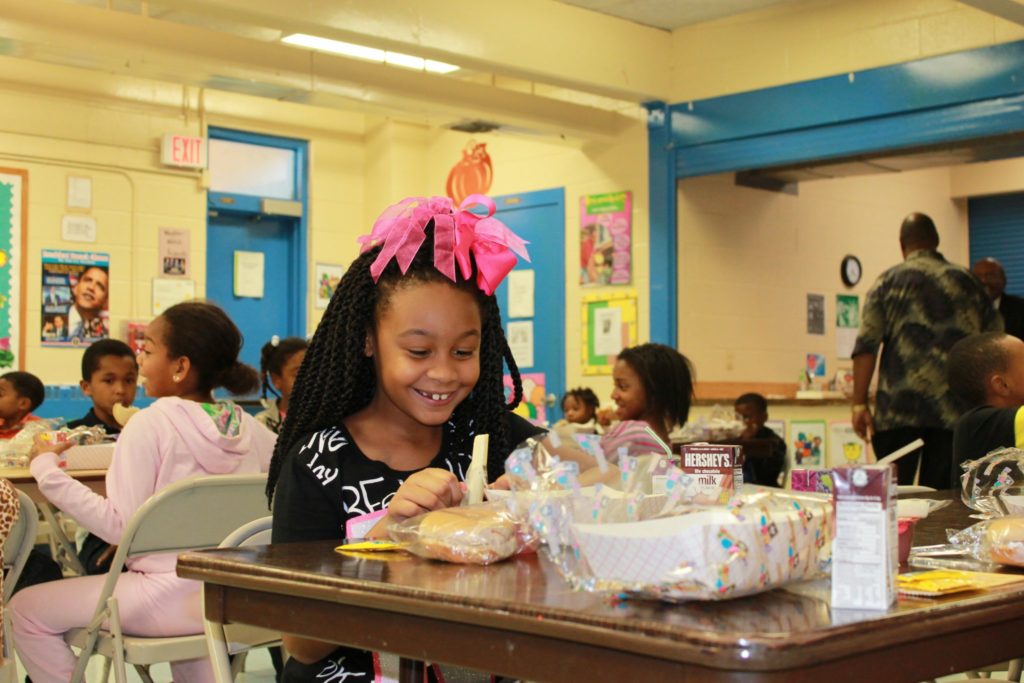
266;225;523;502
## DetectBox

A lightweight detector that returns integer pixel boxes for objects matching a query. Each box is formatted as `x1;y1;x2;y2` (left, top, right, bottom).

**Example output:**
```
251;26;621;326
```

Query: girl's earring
173;375;181;383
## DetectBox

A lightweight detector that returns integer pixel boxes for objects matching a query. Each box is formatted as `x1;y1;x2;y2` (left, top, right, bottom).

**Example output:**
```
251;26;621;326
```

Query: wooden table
0;467;107;575
0;466;106;504
178;492;1024;683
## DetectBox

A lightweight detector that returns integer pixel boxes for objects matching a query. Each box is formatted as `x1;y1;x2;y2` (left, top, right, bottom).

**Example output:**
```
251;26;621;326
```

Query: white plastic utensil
876;438;924;467
466;433;489;505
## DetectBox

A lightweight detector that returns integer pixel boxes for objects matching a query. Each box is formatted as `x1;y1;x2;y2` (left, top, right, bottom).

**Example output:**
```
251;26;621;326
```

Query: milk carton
679;443;743;504
830;465;898;610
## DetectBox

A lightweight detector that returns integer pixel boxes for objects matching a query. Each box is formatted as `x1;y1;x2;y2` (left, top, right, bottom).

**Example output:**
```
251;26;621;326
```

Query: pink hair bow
358;194;530;296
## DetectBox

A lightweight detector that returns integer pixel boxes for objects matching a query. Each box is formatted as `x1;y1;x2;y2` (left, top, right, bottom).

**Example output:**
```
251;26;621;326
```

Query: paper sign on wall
61;215;97;243
152;278;195;316
159;227;191;278
507;269;534;318
593;306;623;357
507;320;534;368
233;250;264;298
829;421;869;466
836;294;860;360
807;294;825;335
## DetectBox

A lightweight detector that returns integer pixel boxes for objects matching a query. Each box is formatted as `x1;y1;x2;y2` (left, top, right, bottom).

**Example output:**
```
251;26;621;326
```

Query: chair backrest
4;489;38;601
219;515;272;549
119;473;269;559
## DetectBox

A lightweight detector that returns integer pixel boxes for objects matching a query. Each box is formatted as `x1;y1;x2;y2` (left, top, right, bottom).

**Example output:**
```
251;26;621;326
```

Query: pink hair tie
358;195;530;296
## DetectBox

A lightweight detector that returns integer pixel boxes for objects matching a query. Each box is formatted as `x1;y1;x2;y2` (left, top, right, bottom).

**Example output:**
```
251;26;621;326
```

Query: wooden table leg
399;657;424;683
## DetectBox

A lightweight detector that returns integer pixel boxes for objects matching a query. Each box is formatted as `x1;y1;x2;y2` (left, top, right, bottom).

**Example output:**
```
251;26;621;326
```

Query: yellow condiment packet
897;570;975;596
897;569;1024;597
335;540;405;553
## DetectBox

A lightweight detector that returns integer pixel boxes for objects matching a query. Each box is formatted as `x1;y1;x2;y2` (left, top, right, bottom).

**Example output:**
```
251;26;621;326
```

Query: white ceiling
556;0;797;30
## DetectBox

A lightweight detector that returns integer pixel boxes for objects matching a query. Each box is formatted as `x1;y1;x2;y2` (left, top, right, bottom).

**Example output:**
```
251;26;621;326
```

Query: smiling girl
267;195;545;682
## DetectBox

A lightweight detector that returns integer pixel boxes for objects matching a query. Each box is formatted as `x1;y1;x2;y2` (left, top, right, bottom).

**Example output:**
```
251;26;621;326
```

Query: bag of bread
388;502;535;565
985;517;1024;567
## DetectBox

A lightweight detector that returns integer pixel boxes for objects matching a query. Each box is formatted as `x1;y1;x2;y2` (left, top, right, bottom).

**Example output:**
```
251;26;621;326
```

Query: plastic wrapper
948;516;1024;568
959;447;1024;517
0;418;60;468
387;502;538;565
669;405;744;442
504;438;832;602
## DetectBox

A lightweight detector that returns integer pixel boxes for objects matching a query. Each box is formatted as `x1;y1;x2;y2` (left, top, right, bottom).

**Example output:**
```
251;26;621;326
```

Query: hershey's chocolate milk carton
831;465;898;610
680;444;744;504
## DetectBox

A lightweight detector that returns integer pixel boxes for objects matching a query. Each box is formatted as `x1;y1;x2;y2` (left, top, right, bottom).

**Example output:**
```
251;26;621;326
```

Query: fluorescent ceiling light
282;33;459;74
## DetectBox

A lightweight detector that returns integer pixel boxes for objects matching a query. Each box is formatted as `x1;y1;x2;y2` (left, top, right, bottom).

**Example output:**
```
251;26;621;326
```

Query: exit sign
161;134;207;169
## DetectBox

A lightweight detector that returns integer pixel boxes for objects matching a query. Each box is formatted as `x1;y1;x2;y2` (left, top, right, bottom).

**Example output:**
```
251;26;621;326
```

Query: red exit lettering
172;137;200;164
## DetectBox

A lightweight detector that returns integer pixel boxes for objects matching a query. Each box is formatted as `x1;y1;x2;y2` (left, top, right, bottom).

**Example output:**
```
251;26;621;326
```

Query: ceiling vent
448;120;501;134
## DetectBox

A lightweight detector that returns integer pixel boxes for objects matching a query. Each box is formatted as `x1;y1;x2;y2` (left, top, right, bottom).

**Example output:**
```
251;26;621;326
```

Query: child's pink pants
10;570;214;682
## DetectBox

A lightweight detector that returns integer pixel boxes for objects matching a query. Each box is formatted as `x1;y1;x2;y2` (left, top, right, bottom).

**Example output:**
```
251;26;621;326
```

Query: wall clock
841;255;862;287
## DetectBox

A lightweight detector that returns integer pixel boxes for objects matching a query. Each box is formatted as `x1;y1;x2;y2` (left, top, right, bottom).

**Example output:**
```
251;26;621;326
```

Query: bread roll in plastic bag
388;502;537;565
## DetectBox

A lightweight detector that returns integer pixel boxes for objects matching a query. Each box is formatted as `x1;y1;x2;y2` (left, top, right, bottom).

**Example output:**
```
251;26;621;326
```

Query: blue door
206;212;301;383
494;188;565;424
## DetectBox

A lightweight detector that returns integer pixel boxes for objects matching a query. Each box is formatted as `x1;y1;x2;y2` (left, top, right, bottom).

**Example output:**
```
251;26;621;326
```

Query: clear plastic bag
387;502;538;565
948;516;1024;568
0;418;60;468
959;447;1024;517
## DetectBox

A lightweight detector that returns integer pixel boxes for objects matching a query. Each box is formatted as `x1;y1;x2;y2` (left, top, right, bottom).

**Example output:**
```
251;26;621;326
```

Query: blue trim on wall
669;40;1024;148
645;102;676;347
207;127;308;337
649;39;1024;347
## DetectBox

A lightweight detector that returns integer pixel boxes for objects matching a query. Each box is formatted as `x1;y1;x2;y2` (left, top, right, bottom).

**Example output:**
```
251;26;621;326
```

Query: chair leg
133;664;155;683
100;657;111;683
107;597;128;683
1010;658;1023;682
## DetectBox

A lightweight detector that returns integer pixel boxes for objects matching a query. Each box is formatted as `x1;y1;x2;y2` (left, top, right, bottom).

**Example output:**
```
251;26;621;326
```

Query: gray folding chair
64;473;270;683
1;490;35;683
204;516;282;682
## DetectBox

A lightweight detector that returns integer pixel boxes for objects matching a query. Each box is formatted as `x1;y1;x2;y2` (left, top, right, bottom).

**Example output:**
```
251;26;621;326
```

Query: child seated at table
734;392;786;487
66;339;138;435
255;335;307;435
67;339;139;575
948;331;1024;488
551;387;600;438
600;343;695;458
10;301;276;683
0;371;44;440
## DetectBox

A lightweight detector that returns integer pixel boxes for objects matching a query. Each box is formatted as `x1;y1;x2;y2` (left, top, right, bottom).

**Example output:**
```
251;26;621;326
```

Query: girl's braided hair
266;224;523;502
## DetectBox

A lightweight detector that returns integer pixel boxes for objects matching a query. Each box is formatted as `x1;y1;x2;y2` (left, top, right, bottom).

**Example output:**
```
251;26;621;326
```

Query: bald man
851;213;1002;489
972;257;1024;340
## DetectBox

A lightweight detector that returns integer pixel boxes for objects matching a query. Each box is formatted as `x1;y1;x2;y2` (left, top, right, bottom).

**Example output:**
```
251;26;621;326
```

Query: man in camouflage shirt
851;212;1002;489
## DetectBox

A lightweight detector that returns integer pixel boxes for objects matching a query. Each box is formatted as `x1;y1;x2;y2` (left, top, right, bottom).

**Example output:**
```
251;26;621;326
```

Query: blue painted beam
675;89;1024;178
645;102;677;348
669;39;1024;148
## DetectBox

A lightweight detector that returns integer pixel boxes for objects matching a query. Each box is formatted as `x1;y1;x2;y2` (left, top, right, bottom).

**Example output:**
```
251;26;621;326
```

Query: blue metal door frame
206;127;308;337
646;39;1024;346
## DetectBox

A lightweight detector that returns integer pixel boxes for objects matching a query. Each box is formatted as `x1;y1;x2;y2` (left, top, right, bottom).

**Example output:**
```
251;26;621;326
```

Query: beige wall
0;67;367;384
670;0;1024;102
676;167;970;389
422;126;649;404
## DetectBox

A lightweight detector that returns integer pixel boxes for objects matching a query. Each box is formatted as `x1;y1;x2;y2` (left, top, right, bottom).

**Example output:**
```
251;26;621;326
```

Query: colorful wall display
0;169;25;369
790;420;827;468
315;262;344;309
503;372;547;426
829;421;869;466
580;191;631;286
582;290;637;375
41;249;110;347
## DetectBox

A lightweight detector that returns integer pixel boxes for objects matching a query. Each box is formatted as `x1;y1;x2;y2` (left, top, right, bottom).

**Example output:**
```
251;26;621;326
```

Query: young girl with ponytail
11;301;276;682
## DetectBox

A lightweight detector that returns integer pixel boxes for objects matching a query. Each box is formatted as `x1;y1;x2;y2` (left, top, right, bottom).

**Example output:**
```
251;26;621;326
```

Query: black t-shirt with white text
272;411;544;683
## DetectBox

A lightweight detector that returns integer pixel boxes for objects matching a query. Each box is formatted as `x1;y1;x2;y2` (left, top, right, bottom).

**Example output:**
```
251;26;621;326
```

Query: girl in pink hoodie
10;301;277;683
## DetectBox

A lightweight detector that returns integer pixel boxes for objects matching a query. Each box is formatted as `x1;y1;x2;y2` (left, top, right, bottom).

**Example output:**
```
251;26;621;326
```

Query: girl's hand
386;468;463;523
30;434;72;462
489;473;512;490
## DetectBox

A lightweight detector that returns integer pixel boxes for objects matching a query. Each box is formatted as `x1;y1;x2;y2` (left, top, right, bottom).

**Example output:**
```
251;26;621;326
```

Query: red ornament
446;141;493;204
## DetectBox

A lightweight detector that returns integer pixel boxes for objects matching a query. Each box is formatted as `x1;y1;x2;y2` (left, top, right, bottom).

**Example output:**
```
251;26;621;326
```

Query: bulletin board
581;290;637;375
0;169;26;370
